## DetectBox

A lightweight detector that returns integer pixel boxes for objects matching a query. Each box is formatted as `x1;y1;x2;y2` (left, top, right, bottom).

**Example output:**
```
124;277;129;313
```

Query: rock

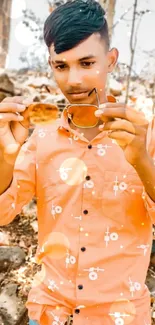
30;221;38;233
0;73;14;95
0;232;10;246
135;96;153;111
0;273;5;283
43;93;66;104
150;252;155;267
0;92;8;102
110;79;123;96
0;314;10;325
25;76;56;89
21;200;37;218
0;247;25;272
146;268;155;296
152;241;155;253
0;284;26;325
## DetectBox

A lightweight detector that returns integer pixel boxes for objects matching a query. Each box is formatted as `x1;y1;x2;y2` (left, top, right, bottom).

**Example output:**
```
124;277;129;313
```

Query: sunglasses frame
66;88;101;129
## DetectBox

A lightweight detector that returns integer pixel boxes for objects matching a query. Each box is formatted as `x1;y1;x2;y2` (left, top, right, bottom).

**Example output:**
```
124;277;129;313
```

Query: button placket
77;165;94;300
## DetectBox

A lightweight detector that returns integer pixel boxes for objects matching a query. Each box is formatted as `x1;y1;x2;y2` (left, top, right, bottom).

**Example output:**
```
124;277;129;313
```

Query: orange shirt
0;109;155;325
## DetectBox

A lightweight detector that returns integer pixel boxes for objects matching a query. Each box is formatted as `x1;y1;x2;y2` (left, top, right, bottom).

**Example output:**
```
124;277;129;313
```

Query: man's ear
107;48;119;73
48;56;51;67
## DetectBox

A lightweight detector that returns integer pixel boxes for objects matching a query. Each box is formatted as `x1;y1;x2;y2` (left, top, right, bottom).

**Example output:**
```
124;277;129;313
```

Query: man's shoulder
147;116;155;156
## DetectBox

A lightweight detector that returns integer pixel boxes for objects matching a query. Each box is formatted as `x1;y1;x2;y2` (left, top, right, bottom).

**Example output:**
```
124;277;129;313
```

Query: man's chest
35;132;144;224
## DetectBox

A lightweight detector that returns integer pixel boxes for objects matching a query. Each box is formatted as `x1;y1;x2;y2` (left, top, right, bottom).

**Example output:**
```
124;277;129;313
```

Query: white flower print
84;267;104;280
104;227;119;247
66;252;76;268
48;279;59;292
57;167;72;181
137;244;150;256
51;201;62;219
128;277;141;297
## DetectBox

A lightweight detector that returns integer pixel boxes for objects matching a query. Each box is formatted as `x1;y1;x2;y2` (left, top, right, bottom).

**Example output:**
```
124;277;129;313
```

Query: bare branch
125;0;138;104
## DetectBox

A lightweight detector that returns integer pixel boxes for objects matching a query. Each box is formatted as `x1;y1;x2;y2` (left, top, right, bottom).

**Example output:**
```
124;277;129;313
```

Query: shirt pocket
101;171;144;225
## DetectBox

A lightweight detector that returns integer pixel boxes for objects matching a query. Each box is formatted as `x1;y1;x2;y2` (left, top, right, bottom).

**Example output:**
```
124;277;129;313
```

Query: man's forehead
49;33;104;62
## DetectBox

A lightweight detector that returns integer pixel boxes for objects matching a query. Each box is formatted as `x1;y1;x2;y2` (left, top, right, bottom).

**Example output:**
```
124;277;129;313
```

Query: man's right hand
0;96;33;157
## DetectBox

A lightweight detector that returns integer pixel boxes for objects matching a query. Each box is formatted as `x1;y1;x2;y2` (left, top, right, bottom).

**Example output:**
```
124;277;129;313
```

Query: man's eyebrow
79;55;96;61
52;60;66;64
52;55;96;64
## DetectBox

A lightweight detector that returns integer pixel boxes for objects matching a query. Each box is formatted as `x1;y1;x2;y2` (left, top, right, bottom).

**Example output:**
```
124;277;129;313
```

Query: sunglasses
65;87;116;128
19;88;116;129
19;102;59;129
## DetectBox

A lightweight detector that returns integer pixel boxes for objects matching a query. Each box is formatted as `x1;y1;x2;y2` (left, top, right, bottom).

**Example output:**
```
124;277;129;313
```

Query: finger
99;102;140;110
108;130;135;145
95;108;115;123
0;102;26;113
95;104;148;125
3;96;33;106
3;96;29;103
0;112;24;122
3;96;26;103
102;119;136;135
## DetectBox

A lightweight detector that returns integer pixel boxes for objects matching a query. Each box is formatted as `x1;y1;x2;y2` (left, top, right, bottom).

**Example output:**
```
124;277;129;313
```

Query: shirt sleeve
143;117;155;225
0;127;37;226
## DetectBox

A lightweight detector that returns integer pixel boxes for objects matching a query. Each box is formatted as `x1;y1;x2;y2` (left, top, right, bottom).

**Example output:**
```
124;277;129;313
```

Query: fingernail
17;104;26;111
22;99;33;105
99;103;106;108
18;115;24;120
95;109;103;117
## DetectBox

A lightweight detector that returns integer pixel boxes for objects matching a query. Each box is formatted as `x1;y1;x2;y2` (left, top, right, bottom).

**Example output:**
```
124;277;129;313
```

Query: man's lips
67;91;90;99
68;91;89;94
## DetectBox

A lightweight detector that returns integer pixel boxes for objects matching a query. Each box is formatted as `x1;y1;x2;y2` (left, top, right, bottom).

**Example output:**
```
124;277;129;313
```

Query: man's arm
0;146;21;195
133;152;155;202
0;129;37;226
133;117;155;224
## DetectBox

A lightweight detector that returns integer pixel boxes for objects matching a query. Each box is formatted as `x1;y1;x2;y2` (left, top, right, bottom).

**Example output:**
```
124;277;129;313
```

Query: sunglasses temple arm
88;88;100;107
95;90;100;107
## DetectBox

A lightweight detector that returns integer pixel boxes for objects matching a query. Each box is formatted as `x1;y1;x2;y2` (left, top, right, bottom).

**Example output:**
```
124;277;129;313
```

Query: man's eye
81;62;95;67
55;64;67;70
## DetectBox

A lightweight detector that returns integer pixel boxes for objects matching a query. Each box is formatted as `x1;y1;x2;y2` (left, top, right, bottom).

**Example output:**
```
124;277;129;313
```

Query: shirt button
86;175;91;181
75;309;80;314
88;144;92;149
81;247;86;252
78;284;83;290
83;210;88;215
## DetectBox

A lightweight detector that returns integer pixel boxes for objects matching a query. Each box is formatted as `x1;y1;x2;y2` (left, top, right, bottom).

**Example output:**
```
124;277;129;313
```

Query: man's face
49;33;118;105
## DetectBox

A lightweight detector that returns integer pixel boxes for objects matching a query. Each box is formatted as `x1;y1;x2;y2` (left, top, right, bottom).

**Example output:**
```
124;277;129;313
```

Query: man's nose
67;69;82;86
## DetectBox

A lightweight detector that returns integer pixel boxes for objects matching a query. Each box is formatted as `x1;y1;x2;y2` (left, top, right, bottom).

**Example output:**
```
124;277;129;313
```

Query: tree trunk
0;0;12;68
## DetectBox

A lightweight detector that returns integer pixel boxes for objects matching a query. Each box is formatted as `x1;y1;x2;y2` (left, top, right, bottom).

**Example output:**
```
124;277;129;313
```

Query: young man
0;1;155;325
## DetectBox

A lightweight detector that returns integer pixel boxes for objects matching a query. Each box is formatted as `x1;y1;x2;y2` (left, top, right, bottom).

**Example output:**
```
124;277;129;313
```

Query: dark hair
43;0;110;54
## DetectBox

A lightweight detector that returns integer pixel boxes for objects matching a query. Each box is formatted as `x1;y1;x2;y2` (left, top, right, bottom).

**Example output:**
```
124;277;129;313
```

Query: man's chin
66;92;95;105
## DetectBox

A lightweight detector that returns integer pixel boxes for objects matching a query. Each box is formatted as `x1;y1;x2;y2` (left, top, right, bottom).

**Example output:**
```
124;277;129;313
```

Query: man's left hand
95;103;151;166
